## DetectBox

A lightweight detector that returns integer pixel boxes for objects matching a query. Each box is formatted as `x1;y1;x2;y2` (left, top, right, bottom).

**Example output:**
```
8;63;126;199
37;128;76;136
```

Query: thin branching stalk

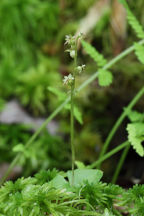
1;39;144;186
88;141;129;168
98;85;144;169
112;143;130;184
70;42;77;185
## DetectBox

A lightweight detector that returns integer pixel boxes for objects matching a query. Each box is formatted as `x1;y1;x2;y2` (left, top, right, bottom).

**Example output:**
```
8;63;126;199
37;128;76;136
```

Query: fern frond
127;123;144;157
134;43;144;64
98;69;113;87
127;109;144;122
82;40;107;67
119;0;144;39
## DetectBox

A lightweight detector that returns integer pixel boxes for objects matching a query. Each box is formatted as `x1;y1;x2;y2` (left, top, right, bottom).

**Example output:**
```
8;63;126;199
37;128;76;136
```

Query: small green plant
63;33;85;184
0;0;144;215
0;124;70;175
0;169;144;215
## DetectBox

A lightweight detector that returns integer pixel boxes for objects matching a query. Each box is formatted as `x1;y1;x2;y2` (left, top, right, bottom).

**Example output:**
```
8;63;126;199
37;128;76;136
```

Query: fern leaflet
134;43;144;64
98;69;113;87
127;109;144;122
119;0;144;39
127;123;144;157
82;40;107;67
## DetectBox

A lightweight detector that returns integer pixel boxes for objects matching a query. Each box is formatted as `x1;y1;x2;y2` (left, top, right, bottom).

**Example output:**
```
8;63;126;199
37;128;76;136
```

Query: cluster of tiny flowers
63;74;74;85
65;35;76;46
65;33;83;59
77;64;85;74
63;33;85;86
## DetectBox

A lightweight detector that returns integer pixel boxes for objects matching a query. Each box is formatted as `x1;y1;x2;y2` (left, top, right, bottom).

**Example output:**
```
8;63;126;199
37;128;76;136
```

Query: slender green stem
77;39;144;92
70;45;77;185
71;83;75;185
1;39;144;185
0;154;21;185
112;143;130;184
88;141;129;169
98;86;144;169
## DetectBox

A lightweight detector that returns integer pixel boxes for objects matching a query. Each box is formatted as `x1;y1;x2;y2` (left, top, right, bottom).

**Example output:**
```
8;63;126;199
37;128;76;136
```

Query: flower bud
70;50;75;58
76;64;85;73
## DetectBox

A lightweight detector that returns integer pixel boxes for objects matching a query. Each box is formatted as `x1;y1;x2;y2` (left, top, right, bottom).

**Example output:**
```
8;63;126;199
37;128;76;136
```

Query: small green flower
70;50;76;58
63;74;74;85
77;64;85;73
65;35;76;46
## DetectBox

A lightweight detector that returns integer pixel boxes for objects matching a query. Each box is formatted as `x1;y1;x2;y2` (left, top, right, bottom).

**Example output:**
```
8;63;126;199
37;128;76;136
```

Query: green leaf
127;109;144;122
65;104;83;124
75;161;86;169
134;43;144;64
48;86;66;102
50;175;67;189
74;106;83;124
13;144;31;158
67;169;103;187
82;40;107;67
98;69;113;86
127;123;144;157
104;208;115;216
13;143;25;153
119;0;144;39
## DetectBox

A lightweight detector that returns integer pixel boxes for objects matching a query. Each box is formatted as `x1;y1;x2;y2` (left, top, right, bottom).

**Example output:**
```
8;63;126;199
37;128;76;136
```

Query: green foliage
0;0;60;110
48;86;66;102
0;176;81;216
48;87;83;124
120;184;144;216
0;124;70;172
67;169;103;187
98;69;113;87
13;144;31;158
126;109;144;157
104;209;115;216
81;40;113;87
0;124;30;162
1;2;144;215
34;169;59;185
0;169;101;215
82;40;107;67
75;161;86;169
16;57;61;114
127;123;144;157
65;104;83;124
0;0;59;59
134;43;144;64
0;169;144;215
119;0;144;39
80;182;122;213
127;109;144;122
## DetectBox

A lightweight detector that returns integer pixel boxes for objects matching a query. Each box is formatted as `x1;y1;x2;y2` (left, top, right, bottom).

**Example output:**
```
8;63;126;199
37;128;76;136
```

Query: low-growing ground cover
0;169;144;216
0;0;144;215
